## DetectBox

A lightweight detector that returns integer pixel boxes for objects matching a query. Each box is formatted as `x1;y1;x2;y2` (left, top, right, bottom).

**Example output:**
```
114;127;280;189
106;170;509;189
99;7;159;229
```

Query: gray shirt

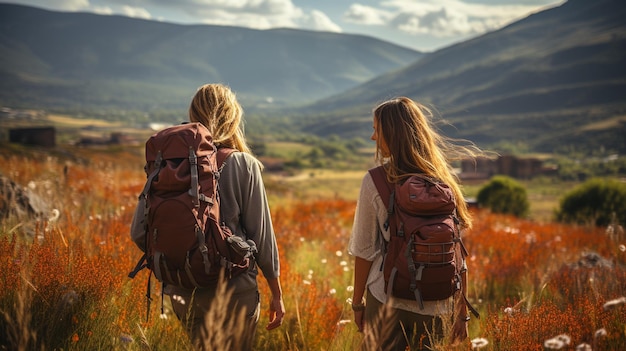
218;151;280;285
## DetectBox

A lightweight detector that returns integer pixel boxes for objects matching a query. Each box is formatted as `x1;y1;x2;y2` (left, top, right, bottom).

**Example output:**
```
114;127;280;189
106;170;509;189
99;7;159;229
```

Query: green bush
556;178;626;226
476;175;530;217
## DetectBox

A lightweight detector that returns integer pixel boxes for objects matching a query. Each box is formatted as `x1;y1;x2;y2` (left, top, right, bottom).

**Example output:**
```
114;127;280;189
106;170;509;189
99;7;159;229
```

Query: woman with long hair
349;97;479;350
168;83;285;350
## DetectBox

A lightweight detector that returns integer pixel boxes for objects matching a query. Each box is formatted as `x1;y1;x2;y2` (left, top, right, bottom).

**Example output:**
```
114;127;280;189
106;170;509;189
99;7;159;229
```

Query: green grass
265;141;313;159
268;169;365;200
462;177;586;222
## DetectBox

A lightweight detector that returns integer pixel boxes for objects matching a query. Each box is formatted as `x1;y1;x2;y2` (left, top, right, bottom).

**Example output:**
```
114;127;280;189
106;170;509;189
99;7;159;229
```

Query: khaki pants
363;290;443;351
170;287;260;351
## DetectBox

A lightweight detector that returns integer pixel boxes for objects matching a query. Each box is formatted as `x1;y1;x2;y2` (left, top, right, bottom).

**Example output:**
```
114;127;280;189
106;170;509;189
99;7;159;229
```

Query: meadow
0;142;625;351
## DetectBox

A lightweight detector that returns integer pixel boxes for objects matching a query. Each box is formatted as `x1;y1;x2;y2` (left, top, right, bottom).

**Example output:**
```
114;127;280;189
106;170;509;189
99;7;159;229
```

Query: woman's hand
352;256;373;333
353;309;365;332
266;294;285;330
265;277;285;330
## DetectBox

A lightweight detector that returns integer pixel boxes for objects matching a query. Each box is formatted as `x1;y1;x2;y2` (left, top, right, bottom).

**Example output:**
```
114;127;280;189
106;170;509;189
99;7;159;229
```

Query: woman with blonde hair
167;83;285;350
349;97;478;350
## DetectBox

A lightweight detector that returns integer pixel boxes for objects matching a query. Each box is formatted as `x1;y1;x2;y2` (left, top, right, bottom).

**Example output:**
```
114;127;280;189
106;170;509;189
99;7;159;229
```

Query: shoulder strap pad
368;166;393;208
216;148;236;169
368;166;396;232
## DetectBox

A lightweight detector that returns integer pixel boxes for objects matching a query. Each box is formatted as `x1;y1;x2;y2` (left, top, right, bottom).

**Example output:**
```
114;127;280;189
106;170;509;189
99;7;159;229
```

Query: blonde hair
189;84;252;154
373;97;479;229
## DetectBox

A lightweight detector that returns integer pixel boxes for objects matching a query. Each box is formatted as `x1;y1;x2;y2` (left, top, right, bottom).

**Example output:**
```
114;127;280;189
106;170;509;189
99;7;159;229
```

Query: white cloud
345;0;552;37
391;7;486;37
91;6;113;15
120;6;152;20
169;0;343;32
170;0;302;29
344;4;391;26
301;10;342;32
10;0;90;11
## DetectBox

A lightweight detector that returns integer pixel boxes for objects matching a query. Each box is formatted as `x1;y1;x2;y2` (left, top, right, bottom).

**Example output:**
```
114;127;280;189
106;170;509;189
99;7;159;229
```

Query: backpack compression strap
128;151;164;280
128;151;164;322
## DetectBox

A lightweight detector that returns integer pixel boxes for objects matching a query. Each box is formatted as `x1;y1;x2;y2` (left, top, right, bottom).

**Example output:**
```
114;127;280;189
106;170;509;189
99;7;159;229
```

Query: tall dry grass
0;145;624;350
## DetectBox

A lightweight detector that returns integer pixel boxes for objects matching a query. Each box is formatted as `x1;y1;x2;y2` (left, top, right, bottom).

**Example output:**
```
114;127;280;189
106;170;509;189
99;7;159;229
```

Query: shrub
476;175;529;217
556;178;626;226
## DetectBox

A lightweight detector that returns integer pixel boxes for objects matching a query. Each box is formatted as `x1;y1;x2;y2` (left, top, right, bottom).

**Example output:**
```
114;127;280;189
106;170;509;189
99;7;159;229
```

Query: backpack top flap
145;122;216;162
369;166;455;216
396;175;455;216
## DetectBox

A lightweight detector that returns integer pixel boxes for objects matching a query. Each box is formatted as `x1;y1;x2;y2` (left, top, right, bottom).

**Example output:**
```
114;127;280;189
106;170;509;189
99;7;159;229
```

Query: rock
0;174;50;221
569;251;614;270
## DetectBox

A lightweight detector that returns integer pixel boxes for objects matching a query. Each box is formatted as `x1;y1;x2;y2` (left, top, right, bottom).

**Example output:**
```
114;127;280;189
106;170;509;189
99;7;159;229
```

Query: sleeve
130;196;147;252
348;172;385;262
220;152;280;280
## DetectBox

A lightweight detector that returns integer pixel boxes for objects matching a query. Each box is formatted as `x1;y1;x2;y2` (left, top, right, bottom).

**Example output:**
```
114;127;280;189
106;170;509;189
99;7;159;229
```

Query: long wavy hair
373;97;479;229
189;83;252;154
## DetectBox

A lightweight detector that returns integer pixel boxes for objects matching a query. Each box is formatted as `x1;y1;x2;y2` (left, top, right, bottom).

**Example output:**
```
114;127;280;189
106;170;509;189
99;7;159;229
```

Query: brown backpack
129;122;257;292
369;166;478;321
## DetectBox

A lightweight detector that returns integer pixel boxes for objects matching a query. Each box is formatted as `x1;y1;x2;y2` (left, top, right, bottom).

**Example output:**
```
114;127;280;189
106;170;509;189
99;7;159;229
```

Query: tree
556;178;626;226
476;175;529;218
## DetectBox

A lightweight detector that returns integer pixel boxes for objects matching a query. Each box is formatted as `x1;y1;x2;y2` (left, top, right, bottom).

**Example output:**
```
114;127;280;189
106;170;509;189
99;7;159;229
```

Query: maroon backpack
369;166;478;319
129;122;257;292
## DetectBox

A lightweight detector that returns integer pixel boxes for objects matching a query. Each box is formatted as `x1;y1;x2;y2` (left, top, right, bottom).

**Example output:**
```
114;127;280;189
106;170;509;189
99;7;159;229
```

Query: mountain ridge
0;3;422;111
1;1;625;153
293;0;626;153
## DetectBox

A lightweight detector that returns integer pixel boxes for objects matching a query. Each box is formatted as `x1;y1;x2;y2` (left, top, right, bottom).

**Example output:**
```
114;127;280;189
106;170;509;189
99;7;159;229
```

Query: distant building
76;132;138;146
9;126;56;147
460;155;555;180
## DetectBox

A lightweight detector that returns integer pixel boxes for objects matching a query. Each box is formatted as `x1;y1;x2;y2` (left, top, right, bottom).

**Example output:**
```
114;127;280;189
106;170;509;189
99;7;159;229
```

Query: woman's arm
230;153;285;329
348;172;382;331
352;256;373;332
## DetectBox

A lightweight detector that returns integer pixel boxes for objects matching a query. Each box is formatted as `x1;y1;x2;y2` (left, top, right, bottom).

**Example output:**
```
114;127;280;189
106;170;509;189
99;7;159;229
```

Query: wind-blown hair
189;84;252;154
373;97;479;229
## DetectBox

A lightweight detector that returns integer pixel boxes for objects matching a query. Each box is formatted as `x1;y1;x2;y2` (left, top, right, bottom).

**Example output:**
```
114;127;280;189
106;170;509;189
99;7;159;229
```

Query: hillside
0;3;422;112
295;0;626;153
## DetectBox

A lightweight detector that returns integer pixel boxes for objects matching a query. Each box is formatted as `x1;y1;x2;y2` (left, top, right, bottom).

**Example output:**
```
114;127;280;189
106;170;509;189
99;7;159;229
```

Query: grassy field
264;141;313;159
47;114;124;128
0;112;591;223
2;117;625;350
271;169;574;223
461;178;579;223
1;143;624;351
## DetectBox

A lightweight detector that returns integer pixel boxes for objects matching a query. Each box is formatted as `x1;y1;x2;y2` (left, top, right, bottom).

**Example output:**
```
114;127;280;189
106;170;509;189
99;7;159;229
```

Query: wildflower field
1;144;625;350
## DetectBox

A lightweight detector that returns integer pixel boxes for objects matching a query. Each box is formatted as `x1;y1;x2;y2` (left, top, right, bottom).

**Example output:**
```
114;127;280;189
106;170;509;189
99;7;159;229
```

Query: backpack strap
216;147;236;168
368;166;395;232
214;146;236;219
189;147;200;207
368;166;391;207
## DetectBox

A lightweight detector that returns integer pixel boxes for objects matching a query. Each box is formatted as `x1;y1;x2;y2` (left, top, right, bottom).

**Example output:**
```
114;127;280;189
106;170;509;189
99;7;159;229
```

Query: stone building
460;155;547;180
9;126;56;147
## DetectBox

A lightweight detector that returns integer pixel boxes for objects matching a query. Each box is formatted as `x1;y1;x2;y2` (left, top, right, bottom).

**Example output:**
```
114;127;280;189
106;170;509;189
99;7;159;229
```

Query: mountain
0;3;422;112
295;0;626;153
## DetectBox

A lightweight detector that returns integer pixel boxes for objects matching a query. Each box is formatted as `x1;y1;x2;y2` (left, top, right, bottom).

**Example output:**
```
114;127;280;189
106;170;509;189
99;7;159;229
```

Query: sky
7;0;565;52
